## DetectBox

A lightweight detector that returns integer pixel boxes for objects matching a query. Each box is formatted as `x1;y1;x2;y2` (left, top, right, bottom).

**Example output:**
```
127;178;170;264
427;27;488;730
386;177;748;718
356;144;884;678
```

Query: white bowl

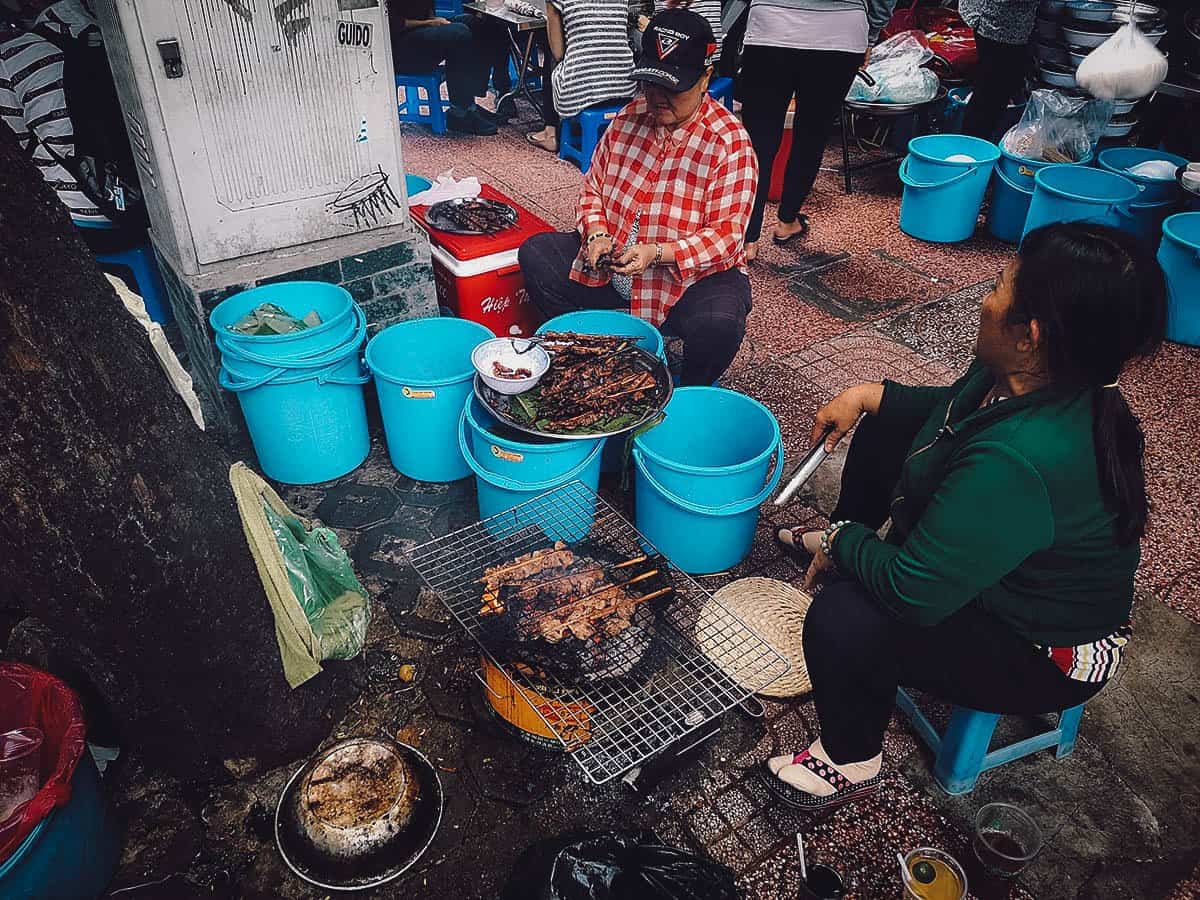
472;337;550;395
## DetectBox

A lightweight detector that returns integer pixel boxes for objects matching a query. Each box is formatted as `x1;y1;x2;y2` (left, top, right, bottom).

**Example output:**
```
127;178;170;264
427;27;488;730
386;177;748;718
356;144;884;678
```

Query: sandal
772;214;810;247
761;751;884;810
774;523;821;561
526;130;557;153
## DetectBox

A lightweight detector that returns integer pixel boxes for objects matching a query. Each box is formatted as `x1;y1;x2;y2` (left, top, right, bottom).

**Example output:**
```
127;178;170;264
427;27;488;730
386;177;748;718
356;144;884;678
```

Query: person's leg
529;51;559;150
738;45;796;247
518;232;625;318
776;50;863;228
829;411;926;528
659;268;751;386
962;35;1030;140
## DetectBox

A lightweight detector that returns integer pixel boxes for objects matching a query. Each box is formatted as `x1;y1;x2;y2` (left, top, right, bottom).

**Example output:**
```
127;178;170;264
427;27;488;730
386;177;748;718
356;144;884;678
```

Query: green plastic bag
262;503;370;662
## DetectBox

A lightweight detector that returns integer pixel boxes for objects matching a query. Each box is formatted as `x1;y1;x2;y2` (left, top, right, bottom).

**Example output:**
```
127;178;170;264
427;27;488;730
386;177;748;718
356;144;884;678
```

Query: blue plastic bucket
988;147;1094;243
210;282;357;360
1022;165;1140;240
215;304;366;379
459;399;603;541
1160;212;1200;347
365;317;495;483
632;388;783;574
1098;147;1187;205
537;311;666;473
899;134;1001;243
220;341;371;484
0;753;118;900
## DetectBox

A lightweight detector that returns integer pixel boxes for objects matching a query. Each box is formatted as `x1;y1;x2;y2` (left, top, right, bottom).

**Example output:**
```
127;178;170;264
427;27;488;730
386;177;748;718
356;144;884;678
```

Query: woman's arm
865;0;900;43
546;3;565;61
831;441;1055;626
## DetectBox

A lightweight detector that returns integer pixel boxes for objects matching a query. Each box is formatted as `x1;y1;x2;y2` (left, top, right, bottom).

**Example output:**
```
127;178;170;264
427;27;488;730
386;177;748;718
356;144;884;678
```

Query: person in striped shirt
0;0;112;230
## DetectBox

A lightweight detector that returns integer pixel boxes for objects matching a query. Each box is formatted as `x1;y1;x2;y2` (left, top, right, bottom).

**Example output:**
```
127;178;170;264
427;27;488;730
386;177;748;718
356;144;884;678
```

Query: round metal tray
473;345;673;441
274;740;444;892
426;197;518;235
844;85;947;117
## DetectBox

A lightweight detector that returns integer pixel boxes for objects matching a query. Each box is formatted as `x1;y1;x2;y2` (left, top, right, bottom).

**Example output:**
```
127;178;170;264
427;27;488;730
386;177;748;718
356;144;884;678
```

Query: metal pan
1065;1;1116;22
473;345;673;441
844;83;947;117
426;197;518;235
1112;2;1165;25
1061;22;1119;48
1103;116;1138;138
1039;63;1078;88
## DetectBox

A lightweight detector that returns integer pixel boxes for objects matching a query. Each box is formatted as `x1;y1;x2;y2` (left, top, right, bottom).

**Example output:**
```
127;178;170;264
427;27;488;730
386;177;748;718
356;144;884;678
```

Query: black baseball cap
630;8;717;93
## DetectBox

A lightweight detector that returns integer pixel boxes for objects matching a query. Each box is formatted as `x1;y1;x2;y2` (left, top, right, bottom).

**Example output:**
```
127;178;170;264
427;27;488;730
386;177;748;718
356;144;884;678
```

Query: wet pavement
105;105;1200;899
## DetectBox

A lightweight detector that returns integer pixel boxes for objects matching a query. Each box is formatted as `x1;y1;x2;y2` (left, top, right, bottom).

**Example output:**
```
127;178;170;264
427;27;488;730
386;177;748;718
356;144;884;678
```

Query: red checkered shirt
571;94;759;326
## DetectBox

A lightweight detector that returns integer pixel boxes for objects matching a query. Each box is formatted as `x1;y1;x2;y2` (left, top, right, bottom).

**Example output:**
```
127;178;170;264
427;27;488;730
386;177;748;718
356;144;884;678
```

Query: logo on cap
656;27;688;60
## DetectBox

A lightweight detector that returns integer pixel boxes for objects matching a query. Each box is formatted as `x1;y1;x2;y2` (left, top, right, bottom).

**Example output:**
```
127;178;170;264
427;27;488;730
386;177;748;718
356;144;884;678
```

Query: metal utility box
93;0;408;275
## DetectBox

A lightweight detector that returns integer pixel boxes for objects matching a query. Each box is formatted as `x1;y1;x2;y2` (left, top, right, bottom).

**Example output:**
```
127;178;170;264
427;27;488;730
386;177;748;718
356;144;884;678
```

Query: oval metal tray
426;197;518;235
473;345;673;441
844;86;947;117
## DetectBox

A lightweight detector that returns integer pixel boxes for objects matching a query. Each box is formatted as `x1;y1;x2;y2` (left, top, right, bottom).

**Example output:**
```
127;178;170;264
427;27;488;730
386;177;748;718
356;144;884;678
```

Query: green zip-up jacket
831;361;1137;646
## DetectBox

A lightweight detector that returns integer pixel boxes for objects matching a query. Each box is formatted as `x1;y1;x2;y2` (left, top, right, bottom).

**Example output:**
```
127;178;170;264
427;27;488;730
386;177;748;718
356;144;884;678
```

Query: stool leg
1056;705;1084;759
934;708;1000;795
580;120;605;175
430;84;448;136
559;118;578;164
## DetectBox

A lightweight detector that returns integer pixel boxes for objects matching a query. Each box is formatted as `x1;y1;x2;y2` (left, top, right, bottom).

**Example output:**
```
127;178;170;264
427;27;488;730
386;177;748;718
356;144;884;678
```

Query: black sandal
761;751;883;811
772;214;810;246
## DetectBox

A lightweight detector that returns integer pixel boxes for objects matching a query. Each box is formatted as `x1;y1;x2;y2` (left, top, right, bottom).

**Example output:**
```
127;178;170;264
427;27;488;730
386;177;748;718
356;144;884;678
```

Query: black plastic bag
502;830;741;900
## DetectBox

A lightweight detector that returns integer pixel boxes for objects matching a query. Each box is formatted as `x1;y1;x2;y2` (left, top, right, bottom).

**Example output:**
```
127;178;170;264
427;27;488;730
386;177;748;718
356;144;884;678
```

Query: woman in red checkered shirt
518;9;758;387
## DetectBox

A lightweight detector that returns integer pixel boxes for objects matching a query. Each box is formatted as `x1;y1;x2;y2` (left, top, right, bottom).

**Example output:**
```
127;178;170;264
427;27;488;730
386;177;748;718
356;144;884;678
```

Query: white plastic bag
1076;22;1168;100
846;30;939;104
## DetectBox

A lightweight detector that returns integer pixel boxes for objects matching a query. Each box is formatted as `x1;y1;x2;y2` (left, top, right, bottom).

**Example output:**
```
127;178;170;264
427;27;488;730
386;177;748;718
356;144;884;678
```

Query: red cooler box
412;185;554;338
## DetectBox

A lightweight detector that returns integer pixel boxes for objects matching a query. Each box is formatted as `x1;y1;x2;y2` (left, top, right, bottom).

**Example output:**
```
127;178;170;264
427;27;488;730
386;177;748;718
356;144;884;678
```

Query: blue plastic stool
559;103;624;174
708;76;735;111
396;70;450;135
77;221;173;325
433;0;463;14
895;688;1084;795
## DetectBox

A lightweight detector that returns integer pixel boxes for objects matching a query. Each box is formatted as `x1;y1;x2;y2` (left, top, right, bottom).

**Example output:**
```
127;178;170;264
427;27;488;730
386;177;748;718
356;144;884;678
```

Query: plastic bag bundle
1127;159;1181;180
1001;89;1114;163
1076;22;1167;101
846;30;940;104
229;302;321;336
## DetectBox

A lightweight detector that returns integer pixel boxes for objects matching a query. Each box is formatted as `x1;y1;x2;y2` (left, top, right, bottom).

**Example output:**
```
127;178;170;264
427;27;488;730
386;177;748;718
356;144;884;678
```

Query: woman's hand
610;243;660;276
803;542;837;591
585;233;614;270
810;382;884;451
637;14;650;31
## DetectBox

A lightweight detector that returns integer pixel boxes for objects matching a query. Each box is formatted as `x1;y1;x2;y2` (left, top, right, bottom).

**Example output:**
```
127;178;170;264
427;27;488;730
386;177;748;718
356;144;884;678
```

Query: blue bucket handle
899;156;979;191
219;360;371;392
216;305;367;368
993;162;1033;195
630;437;785;518
457;408;604;492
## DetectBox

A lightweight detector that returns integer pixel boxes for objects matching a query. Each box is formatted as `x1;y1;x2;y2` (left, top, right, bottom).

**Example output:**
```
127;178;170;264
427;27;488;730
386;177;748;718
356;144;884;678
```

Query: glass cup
802;863;845;899
901;847;968;900
973;803;1043;878
0;727;44;824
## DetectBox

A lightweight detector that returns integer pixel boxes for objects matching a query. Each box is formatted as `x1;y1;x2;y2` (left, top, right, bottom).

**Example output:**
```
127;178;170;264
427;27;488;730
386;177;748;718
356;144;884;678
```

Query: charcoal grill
407;481;790;785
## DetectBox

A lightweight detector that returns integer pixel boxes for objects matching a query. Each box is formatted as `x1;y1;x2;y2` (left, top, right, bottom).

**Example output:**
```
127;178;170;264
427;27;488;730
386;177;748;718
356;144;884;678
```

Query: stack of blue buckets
213;282;371;485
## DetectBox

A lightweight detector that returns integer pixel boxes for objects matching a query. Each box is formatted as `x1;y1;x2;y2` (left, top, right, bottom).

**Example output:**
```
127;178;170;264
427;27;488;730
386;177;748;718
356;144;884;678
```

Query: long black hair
1011;223;1167;545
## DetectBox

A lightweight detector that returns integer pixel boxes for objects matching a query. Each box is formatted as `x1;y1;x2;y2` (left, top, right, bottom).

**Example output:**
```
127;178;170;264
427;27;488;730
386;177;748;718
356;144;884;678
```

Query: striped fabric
1043;624;1132;684
0;0;108;224
550;0;636;119
653;0;724;60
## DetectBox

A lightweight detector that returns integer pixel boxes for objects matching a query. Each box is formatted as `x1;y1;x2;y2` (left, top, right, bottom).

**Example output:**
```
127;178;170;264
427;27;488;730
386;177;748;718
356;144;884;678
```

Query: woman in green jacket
764;223;1167;810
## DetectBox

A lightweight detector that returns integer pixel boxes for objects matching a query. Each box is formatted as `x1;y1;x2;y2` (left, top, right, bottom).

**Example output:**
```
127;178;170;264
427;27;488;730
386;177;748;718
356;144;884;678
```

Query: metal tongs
772;417;861;507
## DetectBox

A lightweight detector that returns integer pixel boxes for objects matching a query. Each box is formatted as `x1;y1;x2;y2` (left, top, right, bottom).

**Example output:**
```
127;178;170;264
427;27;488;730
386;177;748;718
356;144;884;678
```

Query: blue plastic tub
1098;148;1187;247
459;399;603;541
988;147;1093;243
220;342;371;485
1022;165;1140;240
1160;212;1200;347
366;317;495;483
215;304;366;379
537;310;665;473
899;134;1000;243
0;753;119;900
210;282;357;360
632;388;783;574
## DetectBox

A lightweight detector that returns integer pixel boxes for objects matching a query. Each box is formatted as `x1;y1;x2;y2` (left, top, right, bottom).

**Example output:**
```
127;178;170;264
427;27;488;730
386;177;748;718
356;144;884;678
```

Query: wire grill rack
407;481;790;784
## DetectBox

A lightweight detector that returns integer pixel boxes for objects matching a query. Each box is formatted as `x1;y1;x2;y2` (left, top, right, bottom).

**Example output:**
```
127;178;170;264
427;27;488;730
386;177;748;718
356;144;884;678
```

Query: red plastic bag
881;1;977;76
0;663;86;864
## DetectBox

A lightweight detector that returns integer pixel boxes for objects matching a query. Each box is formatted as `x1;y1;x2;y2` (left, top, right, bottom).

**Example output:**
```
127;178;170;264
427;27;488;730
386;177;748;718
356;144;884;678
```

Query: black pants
391;15;492;109
740;45;863;243
804;415;1104;764
962;34;1031;141
518;231;751;386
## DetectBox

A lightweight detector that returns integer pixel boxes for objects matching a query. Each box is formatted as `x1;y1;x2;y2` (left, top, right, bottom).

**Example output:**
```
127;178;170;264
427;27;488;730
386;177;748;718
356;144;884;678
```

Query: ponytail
1092;387;1149;544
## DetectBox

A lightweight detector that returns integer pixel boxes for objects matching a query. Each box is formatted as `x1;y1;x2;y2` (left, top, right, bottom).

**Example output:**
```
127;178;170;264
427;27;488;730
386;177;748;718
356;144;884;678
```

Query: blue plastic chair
396;71;450;135
76;220;173;325
708;76;735;111
559;103;625;174
896;688;1085;795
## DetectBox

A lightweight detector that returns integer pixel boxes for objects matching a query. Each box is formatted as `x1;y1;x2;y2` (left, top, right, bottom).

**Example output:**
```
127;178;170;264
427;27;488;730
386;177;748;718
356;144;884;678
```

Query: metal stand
497;29;545;120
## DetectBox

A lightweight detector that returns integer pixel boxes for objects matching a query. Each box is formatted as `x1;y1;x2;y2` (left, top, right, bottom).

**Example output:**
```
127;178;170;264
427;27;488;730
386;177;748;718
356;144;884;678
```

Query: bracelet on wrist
653;243;663;265
820;520;852;559
586;231;610;246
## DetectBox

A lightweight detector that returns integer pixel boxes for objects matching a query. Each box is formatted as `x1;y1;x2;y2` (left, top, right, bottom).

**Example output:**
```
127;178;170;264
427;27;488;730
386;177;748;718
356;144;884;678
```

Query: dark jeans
391;15;491;109
518;231;751;386
740;45;863;243
963;34;1031;140
804;414;1104;764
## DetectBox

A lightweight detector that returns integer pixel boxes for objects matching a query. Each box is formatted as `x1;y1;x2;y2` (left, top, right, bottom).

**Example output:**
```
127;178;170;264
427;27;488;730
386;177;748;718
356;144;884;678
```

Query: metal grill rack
407;481;790;785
